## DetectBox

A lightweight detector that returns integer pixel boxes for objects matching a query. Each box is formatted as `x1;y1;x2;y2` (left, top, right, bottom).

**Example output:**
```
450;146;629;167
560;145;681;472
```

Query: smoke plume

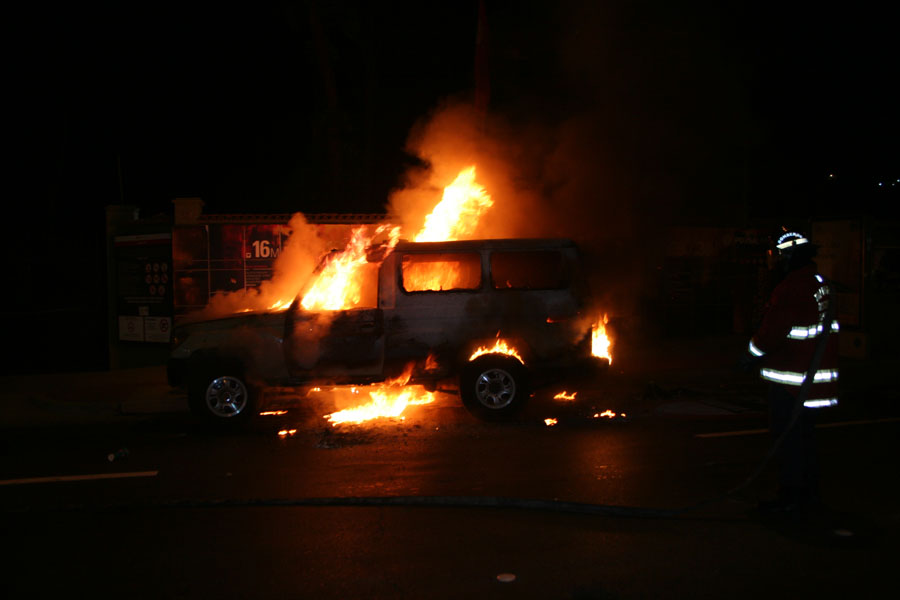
385;100;645;324
190;213;327;321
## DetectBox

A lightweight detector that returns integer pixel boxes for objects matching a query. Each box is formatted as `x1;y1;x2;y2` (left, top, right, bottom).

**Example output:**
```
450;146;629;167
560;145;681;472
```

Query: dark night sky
14;0;898;221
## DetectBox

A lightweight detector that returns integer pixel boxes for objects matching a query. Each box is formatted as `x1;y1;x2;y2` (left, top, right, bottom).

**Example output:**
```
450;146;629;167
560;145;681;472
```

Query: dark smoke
389;0;756;333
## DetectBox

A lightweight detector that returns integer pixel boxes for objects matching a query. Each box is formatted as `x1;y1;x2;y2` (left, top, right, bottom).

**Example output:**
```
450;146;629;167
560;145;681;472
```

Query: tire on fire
460;353;531;421
188;358;259;426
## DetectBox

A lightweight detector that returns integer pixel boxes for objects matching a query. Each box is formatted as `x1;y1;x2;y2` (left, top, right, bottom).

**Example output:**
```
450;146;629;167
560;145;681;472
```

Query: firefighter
740;230;840;514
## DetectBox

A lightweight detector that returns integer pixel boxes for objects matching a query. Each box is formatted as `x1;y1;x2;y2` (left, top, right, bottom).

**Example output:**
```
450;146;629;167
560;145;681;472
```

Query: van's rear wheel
188;367;258;427
460;354;530;421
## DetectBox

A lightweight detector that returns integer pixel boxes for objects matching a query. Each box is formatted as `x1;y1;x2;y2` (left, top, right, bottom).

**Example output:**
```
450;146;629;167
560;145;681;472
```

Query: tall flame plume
414;166;493;242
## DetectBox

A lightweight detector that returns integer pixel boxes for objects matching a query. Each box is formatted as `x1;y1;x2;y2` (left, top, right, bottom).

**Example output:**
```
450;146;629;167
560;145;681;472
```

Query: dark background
5;0;897;372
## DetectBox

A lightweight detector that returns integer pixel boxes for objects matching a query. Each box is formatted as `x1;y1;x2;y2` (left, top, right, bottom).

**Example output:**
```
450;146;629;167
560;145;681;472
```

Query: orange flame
325;366;435;425
395;166;493;292
544;418;558;427
300;166;489;312
414;166;493;242
553;391;577;401
402;258;470;292
301;225;400;311
469;335;525;364
593;410;624;419
592;314;612;364
267;299;290;311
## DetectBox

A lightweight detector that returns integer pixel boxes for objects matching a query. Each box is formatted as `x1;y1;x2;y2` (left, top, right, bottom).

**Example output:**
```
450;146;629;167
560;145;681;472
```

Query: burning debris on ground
323;366;437;426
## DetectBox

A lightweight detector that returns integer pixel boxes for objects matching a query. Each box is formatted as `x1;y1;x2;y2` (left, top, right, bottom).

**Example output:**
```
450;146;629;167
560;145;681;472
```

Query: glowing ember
259;410;288;416
278;429;297;437
469;336;525;364
325;366;435;425
544;418;558;426
553;391;577;401
592;314;613;364
301;225;400;311
593;410;624;419
414;166;493;242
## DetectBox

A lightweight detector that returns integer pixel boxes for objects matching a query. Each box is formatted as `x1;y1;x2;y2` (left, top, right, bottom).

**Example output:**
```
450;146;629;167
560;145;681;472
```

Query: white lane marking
695;417;900;439
0;470;159;486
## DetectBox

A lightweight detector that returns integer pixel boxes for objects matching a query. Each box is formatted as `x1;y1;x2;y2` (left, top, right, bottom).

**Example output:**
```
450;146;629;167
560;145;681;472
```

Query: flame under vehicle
167;238;607;425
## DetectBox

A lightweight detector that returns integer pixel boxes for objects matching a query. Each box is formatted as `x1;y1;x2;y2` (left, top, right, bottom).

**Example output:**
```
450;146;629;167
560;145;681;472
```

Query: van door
284;303;385;380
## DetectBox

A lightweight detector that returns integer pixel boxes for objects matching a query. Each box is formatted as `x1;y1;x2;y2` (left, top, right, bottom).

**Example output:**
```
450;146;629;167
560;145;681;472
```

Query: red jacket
748;263;840;407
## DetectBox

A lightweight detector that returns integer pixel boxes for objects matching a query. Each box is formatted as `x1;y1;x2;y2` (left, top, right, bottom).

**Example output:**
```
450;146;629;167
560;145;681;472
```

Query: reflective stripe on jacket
748;264;840;408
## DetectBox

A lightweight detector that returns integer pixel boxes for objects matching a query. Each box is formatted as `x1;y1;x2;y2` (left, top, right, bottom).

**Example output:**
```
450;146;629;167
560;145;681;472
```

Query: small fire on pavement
593;409;626;419
324;365;436;426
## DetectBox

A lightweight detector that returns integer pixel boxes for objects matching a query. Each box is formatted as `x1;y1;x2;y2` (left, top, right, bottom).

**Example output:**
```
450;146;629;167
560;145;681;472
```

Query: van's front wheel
459;354;530;421
188;367;258;427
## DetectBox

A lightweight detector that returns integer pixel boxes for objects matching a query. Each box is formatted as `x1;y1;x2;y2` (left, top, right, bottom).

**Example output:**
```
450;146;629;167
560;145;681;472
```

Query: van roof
393;238;578;253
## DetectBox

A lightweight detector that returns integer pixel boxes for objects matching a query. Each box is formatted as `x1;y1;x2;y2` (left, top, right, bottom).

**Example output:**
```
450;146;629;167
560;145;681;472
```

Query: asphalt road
2;378;898;599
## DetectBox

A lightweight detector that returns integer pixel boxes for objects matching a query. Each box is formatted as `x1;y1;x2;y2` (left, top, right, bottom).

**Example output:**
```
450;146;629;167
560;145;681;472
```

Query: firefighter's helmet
775;231;809;256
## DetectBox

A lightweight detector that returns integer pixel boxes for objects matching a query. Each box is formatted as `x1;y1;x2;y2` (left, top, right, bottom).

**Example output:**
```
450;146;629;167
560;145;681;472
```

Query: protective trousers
768;383;820;504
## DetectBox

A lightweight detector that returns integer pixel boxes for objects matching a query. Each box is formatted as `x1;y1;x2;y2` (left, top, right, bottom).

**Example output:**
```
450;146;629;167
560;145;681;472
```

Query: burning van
167;237;608;425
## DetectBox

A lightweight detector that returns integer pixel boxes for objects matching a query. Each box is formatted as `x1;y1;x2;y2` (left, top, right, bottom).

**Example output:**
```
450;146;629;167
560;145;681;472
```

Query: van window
401;253;482;292
353;262;380;308
491;250;566;289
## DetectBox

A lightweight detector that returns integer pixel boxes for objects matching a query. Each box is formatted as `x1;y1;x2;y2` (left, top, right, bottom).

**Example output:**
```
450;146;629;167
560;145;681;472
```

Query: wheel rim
205;376;248;418
474;367;517;410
